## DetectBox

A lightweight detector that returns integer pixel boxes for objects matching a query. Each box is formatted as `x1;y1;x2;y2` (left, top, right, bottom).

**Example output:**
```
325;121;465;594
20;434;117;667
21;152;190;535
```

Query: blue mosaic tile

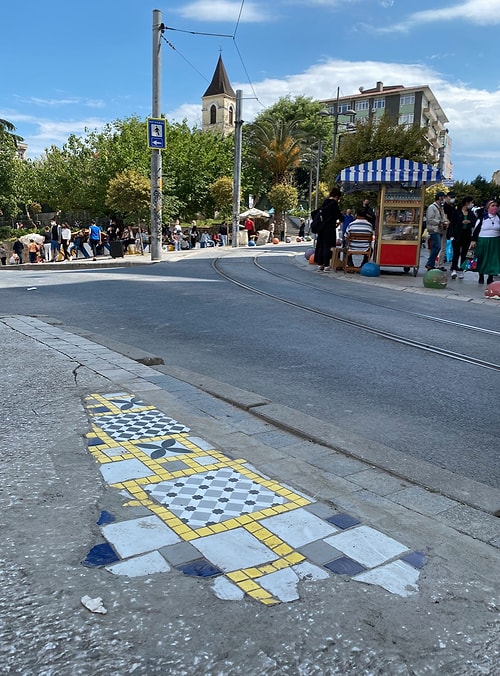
401;551;426;569
88;436;105;446
93;406;111;413
176;559;223;578
97;510;116;526
82;542;120;567
324;556;366;576
326;513;361;530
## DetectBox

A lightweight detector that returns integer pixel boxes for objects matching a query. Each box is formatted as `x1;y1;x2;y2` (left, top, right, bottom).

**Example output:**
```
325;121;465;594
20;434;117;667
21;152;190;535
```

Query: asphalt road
1;248;499;489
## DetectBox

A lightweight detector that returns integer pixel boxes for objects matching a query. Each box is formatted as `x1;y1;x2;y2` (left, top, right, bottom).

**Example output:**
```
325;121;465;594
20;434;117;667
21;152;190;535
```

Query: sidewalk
1;314;499;673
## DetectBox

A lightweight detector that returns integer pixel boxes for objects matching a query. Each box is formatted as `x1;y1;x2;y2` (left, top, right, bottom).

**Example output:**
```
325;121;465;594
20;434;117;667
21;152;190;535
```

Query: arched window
210;104;217;125
228;106;234;125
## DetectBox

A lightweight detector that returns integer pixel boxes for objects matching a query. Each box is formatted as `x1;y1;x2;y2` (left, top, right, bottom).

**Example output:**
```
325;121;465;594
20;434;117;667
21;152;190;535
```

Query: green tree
0;126;20;218
245;117;304;187
105;170;150;224
329;114;432;183
268;183;298;228
209;176;233;219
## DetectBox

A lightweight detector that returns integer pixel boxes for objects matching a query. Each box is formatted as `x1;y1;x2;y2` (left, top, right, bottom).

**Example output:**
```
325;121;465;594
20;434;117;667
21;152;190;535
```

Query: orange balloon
272;237;280;244
308;253;316;264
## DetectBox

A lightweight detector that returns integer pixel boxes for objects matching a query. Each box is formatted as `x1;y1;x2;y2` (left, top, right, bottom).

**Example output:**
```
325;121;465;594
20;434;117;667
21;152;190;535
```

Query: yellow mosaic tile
273;544;293;556
269;558;294;571
226;570;249;583
242;567;262;579
246;587;276;601
238;579;261;593
284;552;306;565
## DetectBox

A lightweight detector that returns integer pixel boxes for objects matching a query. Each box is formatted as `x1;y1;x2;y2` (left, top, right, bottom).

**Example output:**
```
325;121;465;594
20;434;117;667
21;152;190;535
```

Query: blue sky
2;0;499;183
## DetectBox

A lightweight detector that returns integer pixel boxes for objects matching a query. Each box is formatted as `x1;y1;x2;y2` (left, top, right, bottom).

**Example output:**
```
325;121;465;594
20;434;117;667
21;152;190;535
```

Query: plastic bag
460;256;477;271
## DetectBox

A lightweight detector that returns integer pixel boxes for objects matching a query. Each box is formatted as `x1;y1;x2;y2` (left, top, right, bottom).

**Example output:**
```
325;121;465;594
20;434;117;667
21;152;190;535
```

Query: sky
2;0;500;183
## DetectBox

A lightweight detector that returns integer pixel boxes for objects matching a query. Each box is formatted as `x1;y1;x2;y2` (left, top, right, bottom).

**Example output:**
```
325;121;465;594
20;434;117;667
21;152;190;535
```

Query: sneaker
425;265;435;271
458;271;464;279
438;266;447;272
450;270;457;279
323;266;332;272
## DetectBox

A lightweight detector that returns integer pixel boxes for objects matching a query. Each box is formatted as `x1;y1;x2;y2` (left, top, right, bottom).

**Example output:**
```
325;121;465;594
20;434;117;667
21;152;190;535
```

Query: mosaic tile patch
84;392;425;605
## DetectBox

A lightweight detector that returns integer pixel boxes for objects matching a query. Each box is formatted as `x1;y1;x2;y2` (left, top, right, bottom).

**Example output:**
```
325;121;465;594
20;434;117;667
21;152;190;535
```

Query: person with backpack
313;187;342;271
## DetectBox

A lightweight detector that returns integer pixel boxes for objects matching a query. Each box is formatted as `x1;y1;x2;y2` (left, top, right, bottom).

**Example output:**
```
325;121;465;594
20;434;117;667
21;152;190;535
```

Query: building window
400;94;415;107
398;113;414;126
355;99;369;112
338;103;352;114
210;104;217;125
228;106;234;125
373;98;385;110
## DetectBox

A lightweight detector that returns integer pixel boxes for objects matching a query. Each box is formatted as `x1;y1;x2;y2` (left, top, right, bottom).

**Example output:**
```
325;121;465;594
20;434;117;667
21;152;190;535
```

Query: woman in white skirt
471;199;500;284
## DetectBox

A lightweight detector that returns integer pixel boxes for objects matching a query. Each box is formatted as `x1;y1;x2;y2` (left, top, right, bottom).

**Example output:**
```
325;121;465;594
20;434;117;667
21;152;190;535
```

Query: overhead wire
163;0;265;109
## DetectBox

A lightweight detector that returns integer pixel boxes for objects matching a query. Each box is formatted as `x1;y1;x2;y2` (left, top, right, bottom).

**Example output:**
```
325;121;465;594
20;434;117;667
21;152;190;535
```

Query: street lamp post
319;87;356;159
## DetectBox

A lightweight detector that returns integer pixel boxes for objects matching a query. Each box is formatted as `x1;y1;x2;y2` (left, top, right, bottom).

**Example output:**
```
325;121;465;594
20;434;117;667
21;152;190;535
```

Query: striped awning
337;156;441;191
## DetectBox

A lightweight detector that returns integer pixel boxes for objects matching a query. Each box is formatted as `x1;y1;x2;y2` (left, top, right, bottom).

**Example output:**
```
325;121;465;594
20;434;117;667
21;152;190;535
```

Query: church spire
203;55;236;98
201;55;236;136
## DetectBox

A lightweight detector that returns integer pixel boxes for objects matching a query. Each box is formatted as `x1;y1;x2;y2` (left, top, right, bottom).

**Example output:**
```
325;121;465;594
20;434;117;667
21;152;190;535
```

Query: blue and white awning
337;156;441;191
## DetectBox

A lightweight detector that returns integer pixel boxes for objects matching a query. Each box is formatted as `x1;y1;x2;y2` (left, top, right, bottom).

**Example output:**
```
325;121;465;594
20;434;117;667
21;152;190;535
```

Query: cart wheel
403;267;410;273
413;266;419;277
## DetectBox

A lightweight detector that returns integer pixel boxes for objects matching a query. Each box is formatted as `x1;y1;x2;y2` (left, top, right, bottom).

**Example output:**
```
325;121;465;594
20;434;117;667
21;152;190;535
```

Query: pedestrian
61;222;72;260
362;199;376;227
298;218;306;238
88;220;101;260
27;239;40;263
219;222;228;246
50;218;61;262
13;237;24;264
190;222;199;249
0;242;7;266
73;229;90;259
450;196;475;279
314;186;343;272
470;199;500;284
439;192;457;268
425;191;448;271
42;226;52;262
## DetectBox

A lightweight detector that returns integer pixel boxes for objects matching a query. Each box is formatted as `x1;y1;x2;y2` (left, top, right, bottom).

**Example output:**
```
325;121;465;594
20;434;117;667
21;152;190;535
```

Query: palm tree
0;118;24;146
246;117;304;185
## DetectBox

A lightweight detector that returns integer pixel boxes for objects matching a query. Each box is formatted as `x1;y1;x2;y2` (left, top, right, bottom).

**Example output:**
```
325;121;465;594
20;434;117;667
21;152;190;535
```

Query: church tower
202;55;236;136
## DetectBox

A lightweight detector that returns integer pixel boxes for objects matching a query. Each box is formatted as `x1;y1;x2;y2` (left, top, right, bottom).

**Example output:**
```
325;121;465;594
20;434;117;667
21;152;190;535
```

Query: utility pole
150;9;163;261
232;90;243;248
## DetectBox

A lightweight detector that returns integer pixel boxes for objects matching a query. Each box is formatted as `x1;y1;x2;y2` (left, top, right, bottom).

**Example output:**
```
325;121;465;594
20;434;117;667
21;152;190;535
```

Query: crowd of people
425;191;500;284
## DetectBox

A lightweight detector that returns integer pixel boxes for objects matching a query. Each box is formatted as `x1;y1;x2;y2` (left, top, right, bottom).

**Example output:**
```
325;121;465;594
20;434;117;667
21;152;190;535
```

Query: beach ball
272;237;280;244
360;262;380;277
423;268;447;289
304;247;315;261
485;281;500;298
296;237;302;242
285;236;291;243
248;239;256;246
308;253;316;265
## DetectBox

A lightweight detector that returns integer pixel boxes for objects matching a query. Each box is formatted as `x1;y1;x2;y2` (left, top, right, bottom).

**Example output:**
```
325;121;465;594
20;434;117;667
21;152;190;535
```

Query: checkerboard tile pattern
84;392;424;605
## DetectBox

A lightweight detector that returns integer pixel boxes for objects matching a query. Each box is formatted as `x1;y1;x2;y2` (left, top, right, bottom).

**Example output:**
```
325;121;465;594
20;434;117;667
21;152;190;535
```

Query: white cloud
377;0;500;32
175;0;273;22
14;96;105;109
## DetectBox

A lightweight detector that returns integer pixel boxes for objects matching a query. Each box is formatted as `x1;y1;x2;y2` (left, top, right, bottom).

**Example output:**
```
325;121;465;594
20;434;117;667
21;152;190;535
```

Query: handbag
460;256;477;271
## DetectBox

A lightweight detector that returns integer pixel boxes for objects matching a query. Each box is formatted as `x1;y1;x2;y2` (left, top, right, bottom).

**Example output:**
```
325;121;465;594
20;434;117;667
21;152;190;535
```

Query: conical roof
203;55;236;98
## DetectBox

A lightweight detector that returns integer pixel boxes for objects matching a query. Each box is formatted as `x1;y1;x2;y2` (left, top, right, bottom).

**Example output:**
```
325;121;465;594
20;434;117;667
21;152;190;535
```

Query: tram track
212;255;500;373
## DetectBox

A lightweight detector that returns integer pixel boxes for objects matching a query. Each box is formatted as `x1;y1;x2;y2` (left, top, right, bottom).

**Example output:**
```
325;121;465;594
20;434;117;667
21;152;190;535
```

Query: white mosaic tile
101;516;181;558
261;508;338;548
99;458;153;484
293;561;330;581
105;551;171;577
187;436;214;451
212;576;245;601
102;446;129;458
324;526;409;568
259;567;300;602
354;560;420;597
194;528;278;572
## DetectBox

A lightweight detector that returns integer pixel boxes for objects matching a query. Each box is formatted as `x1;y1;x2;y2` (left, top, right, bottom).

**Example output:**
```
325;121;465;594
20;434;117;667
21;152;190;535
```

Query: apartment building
321;81;452;179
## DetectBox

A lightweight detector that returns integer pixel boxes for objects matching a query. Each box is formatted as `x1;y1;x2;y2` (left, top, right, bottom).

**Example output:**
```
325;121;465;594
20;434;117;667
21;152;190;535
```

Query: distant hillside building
201;55;236;136
321;81;452;179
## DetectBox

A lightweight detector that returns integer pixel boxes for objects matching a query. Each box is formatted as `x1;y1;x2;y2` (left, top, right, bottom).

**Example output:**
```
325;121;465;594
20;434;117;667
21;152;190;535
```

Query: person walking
0;242;8;266
49;219;61;261
13;237;24;264
60;222;72;260
314;187;342;272
470;199;500;284
190;222;199;249
450;196;475;279
88;220;101;260
42;226;52;262
425;191;448;271
27;239;40;263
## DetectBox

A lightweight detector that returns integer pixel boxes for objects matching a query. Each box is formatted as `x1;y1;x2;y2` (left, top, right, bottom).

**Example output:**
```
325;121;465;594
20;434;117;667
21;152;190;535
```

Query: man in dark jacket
13;238;24;264
314;187;342;271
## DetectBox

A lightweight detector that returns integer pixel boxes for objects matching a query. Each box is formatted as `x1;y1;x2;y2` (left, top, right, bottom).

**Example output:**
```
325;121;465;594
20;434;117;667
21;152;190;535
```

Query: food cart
337;156;441;276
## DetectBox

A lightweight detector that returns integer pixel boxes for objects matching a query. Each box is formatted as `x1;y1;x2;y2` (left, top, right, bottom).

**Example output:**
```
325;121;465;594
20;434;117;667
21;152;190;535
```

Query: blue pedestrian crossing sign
147;118;166;149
